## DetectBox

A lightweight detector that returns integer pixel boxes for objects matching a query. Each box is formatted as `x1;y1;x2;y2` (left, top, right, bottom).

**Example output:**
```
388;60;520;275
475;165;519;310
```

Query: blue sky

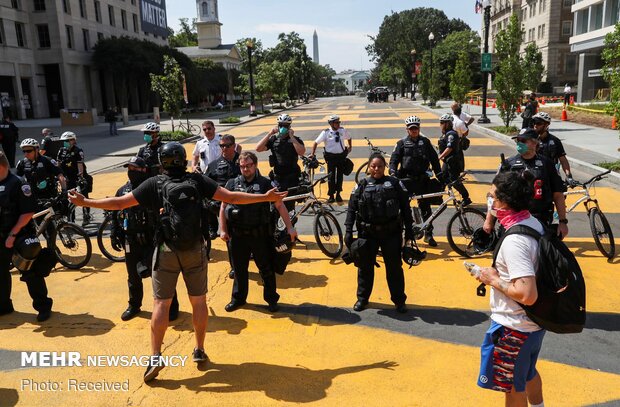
167;1;482;73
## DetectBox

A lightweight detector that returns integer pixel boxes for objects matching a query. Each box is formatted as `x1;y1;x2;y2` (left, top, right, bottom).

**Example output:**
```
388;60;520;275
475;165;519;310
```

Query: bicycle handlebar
581;169;611;188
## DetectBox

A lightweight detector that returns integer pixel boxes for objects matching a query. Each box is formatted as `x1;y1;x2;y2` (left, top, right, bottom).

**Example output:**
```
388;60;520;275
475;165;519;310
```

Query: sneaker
424;233;438;247
192;348;208;363
336;194;344;203
143;353;165;383
461;197;472;207
327;195;335;203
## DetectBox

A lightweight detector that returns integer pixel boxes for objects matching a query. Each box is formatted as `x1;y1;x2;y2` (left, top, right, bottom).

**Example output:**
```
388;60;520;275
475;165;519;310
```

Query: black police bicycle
407;172;486;258
32;196;92;269
281;155;344;258
97;210;125;262
355;137;391;183
564;169;615;259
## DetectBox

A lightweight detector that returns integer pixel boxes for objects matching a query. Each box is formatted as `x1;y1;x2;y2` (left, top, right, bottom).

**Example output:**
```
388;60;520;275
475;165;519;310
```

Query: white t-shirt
193;134;222;172
490;215;544;332
314;127;351;154
453;112;471;137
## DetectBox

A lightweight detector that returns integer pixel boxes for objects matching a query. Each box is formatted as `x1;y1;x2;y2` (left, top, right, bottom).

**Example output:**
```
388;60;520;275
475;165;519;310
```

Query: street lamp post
246;40;257;117
410;49;417;101
478;0;492;124
428;32;435;107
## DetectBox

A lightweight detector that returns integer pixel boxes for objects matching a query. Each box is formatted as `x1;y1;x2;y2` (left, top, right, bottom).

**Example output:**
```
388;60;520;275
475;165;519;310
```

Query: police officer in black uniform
532;112;573;181
137;122;164;178
0;115;19;168
39;128;56;157
16;138;66;205
389;115;442;246
57;131;91;224
109;156;178;321
484;128;568;238
0;151;53;321
220;152;297;313
437;114;471;206
345;153;414;313
256;114;305;210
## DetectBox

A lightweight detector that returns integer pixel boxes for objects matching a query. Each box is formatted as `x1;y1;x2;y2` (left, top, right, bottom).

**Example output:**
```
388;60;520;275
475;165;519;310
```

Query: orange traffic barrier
612;115;617;130
570;95;575;105
491;100;496;108
561;107;568;121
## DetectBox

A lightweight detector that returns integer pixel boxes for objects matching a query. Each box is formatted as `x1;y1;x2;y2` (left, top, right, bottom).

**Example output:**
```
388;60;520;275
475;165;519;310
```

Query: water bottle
123;218;128;231
464;262;481;278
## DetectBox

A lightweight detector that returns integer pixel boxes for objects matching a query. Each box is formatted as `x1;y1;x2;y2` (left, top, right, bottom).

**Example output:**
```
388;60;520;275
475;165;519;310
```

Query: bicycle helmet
328;114;340;123
20;138;40;149
277;114;293;124
274;229;295;254
439;113;453;122
159;141;187;170
532;112;551;123
402;240;426;268
405;115;421;128
60;131;77;141
471;228;497;255
141;122;160;132
12;236;42;272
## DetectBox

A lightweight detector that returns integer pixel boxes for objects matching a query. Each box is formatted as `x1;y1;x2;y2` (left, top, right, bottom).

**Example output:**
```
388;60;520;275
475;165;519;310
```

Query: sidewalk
414;99;620;186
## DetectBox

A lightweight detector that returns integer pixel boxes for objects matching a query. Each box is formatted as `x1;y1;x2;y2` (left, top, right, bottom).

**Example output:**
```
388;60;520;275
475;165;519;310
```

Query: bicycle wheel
354;161;369;183
446;208;486;258
54;223;92;269
589;208;615;259
97;214;125;262
313;211;343;258
189;124;202;136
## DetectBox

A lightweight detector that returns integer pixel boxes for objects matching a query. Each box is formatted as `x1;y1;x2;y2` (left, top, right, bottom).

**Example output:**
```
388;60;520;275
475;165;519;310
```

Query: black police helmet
343;158;354;176
402;241;426;268
274;230;295;254
472;228;497;255
159;141;187;170
12;236;42;272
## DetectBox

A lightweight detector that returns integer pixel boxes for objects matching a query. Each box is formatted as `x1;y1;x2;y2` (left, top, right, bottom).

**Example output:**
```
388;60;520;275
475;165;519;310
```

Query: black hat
123;156;147;168
512;128;538;140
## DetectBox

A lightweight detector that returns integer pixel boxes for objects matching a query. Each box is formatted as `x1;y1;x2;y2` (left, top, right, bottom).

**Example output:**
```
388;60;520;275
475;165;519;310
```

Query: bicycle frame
409;187;457;232
282;173;331;222
32;206;56;238
564;169;610;213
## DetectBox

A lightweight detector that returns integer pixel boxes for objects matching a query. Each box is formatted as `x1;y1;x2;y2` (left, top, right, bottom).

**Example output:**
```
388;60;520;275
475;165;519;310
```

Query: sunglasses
203;127;213;131
22;149;35;154
219;143;233;148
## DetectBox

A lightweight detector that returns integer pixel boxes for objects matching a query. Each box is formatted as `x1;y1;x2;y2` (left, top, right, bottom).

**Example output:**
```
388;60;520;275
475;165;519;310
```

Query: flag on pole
475;0;483;13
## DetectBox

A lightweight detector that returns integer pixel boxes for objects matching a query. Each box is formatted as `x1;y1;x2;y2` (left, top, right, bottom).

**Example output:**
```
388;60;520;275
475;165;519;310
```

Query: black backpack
156;174;203;251
493;225;586;334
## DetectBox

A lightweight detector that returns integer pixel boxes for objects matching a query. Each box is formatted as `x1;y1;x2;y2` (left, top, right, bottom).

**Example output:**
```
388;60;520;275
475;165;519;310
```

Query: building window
37;24;51;48
121;10;127;30
97;32;104;42
563;0;573;6
33;0;46;11
83;29;90;50
562;20;573;36
541;24;545;39
66;25;74;49
537;25;541;39
63;0;70;13
11;0;20;9
15;22;26;47
108;5;115;26
608;0;620;25
0;20;4;45
79;0;87;18
94;1;102;23
591;3;604;30
542;0;546;12
132;13;139;33
565;54;578;74
131;0;135;4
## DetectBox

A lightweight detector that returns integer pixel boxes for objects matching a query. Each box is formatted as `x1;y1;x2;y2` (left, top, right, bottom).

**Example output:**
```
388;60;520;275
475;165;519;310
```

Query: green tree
417;52;431;102
167;18;198;47
150;55;184;129
494;14;524;127
522;43;545;91
432;30;481;96
602;22;620;139
255;60;288;106
450;51;472;104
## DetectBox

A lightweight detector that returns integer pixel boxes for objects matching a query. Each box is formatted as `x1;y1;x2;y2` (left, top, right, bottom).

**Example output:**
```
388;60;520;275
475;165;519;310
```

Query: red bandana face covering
496;209;530;229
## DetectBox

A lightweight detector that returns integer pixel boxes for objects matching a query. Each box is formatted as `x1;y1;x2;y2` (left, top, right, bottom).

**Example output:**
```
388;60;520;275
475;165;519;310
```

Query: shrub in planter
220;116;241;124
159;131;193;141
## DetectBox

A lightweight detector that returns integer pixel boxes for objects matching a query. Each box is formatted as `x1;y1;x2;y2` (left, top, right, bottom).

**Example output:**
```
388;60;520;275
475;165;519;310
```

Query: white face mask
487;195;497;217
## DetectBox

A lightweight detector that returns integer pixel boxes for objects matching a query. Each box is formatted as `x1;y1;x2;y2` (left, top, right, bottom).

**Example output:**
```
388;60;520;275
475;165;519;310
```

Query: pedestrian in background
563;84;572;106
475;171;545;407
0;114;19;168
105;107;119;136
521;94;538;129
309;115;352;203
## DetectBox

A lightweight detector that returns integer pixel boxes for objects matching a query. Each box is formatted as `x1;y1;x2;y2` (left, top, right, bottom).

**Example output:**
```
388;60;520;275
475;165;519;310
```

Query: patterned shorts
478;320;545;392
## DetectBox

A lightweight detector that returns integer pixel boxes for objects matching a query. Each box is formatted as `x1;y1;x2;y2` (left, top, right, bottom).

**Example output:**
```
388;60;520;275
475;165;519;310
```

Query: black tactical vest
503;154;553;215
401;137;429;175
226;176;272;228
357;177;401;224
271;136;299;173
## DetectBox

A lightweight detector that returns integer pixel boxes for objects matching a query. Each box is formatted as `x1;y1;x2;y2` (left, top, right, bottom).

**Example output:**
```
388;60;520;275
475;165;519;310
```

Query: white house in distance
333;70;371;93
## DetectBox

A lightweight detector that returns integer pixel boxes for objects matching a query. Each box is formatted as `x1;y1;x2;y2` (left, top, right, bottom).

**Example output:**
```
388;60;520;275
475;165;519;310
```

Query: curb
415;102;620;188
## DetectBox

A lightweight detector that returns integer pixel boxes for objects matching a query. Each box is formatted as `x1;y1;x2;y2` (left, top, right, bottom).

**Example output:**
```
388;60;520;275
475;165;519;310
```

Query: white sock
530;402;544;407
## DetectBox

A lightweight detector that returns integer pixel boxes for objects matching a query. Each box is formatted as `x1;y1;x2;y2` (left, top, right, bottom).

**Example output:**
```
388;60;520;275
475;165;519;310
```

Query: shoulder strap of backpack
492;224;541;267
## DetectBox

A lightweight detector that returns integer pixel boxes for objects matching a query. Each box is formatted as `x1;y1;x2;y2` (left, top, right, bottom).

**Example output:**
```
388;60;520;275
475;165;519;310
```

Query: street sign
481;53;492;72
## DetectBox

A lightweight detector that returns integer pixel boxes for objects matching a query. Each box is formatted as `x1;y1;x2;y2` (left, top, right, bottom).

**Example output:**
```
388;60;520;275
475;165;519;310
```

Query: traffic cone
561;107;568;121
612;115;617;130
570;95;575;105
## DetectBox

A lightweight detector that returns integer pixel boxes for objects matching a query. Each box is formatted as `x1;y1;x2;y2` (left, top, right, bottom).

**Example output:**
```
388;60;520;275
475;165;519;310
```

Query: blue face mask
516;141;529;155
143;133;153;143
63;141;71;149
278;127;288;136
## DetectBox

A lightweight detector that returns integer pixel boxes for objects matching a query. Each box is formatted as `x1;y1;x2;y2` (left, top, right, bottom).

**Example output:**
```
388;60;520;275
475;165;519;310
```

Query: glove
567;178;578;188
110;230;125;252
404;228;415;241
344;232;354;249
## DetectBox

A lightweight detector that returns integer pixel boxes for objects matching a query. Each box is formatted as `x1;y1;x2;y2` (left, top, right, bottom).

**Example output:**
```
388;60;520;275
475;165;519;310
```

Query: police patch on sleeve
50;159;59;166
21;184;32;197
399;181;408;193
